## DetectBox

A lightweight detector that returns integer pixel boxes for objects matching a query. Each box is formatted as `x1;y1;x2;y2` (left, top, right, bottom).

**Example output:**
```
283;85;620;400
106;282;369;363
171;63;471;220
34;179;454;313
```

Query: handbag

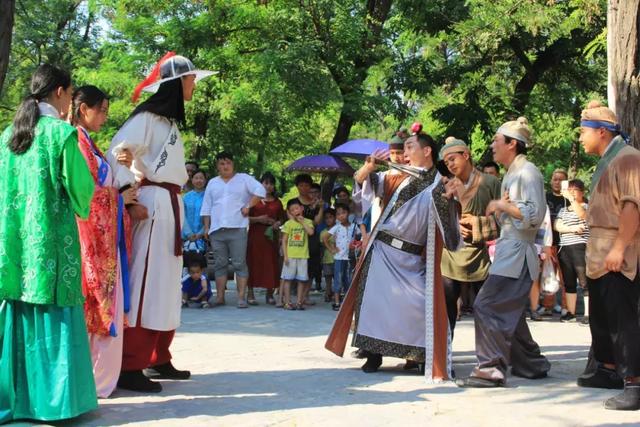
264;225;275;241
541;257;560;295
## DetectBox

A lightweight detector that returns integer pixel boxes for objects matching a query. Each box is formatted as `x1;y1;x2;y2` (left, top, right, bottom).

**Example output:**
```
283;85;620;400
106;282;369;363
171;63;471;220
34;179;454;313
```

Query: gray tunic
489;154;546;280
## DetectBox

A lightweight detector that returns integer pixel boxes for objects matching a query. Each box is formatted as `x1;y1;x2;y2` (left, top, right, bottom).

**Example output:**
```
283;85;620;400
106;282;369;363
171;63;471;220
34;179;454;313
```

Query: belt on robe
140;178;182;256
376;231;424;255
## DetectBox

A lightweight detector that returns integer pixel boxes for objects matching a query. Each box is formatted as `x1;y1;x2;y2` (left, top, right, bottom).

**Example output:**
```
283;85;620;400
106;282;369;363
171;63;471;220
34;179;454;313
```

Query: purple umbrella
330;138;388;159
285;154;355;175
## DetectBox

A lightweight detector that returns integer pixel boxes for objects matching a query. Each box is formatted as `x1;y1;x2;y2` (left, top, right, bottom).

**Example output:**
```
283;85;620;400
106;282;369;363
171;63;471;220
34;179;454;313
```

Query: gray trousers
210;228;249;279
472;265;550;381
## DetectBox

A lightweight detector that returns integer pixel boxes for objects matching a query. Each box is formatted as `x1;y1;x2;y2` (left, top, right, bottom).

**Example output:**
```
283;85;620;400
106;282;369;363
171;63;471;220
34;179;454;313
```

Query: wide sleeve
509;167;545;231
245;174;267;198
61;132;95;219
352;171;384;216
431;178;462;251
616;154;640;208
107;113;151;189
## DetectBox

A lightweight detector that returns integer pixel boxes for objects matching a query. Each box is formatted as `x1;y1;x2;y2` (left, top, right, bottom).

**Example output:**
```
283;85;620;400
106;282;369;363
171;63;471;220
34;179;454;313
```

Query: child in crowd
320;208;337;303
327;203;356;310
181;259;212;308
281;199;315;310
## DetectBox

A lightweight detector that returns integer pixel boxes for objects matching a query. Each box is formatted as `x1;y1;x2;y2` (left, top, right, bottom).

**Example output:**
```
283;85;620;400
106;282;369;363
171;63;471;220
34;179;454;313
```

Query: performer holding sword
326;126;462;380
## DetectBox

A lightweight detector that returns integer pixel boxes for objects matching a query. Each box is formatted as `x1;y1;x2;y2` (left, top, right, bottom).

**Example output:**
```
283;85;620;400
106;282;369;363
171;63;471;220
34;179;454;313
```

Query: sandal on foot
247;299;259;306
283;303;296;310
237;301;248;309
296;303;306;311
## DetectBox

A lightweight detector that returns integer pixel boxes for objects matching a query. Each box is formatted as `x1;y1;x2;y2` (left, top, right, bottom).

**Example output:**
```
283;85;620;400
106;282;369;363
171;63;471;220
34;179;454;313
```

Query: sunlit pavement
17;286;639;427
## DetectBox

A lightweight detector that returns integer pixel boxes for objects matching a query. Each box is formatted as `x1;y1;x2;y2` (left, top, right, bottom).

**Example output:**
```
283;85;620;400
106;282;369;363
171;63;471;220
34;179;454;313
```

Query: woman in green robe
0;64;97;423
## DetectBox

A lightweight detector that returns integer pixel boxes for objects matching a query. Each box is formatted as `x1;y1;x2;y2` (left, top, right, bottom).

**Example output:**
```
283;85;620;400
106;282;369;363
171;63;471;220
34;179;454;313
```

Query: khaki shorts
281;258;309;281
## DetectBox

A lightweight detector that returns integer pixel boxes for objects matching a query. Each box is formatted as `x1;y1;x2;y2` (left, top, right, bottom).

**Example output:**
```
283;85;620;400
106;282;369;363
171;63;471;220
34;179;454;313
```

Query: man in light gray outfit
456;117;550;388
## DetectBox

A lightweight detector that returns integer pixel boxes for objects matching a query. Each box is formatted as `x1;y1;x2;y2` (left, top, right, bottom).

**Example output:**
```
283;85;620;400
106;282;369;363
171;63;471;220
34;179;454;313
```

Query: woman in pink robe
71;86;136;398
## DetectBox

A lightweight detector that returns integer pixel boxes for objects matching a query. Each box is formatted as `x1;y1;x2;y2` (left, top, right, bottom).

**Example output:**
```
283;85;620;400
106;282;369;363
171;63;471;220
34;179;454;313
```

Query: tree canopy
0;0;610;188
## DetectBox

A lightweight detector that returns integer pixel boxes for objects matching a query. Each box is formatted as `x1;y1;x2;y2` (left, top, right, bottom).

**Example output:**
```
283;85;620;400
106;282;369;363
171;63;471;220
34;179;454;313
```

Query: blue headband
580;120;620;133
581;120;629;142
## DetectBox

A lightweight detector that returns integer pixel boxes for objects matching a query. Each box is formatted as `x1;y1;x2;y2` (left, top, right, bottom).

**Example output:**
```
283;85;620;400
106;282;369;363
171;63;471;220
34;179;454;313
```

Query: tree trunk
329;110;355;150
0;0;15;97
568;138;581;178
321;110;355;202
608;0;640;148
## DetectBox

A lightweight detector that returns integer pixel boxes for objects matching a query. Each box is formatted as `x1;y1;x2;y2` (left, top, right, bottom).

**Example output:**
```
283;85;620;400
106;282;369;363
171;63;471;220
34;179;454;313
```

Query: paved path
15;289;639;427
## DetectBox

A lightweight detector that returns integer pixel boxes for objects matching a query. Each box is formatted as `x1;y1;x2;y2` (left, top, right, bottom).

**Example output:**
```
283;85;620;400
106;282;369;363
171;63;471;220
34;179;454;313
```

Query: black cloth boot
361;354;383;373
118;370;162;393
577;366;624;389
604;382;640;411
144;361;191;380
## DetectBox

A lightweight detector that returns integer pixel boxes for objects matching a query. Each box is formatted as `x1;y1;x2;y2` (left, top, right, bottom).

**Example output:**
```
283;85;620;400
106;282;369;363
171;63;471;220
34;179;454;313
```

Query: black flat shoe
455;376;505;388
577;366;624;389
361;354;383;373
604;383;640;411
511;367;548;380
118;370;162;393
145;361;191;380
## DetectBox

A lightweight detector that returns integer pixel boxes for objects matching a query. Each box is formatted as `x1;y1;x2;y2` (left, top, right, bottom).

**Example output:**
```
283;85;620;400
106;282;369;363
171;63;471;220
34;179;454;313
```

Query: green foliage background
0;0;608;192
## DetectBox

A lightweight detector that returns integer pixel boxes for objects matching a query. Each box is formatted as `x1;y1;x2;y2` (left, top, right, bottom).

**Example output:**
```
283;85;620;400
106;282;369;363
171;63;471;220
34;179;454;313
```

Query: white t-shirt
328;222;356;261
200;173;266;233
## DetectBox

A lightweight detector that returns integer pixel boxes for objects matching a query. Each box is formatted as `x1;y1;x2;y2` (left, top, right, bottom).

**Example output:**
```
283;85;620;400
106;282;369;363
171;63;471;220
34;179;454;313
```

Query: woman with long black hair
70;85;138;398
107;53;215;393
0;64;97;422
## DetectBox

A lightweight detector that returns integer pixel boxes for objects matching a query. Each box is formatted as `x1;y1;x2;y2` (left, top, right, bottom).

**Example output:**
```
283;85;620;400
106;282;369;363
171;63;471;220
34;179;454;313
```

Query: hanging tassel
131;51;177;103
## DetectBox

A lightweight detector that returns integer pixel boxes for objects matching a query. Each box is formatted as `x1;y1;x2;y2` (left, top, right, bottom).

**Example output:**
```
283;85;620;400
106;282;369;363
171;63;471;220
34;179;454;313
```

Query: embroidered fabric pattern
0;117;84;306
76;129;132;336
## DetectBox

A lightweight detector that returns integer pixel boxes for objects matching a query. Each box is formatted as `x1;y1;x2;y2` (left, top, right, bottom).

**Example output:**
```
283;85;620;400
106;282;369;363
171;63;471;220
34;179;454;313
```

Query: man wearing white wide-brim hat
106;52;215;393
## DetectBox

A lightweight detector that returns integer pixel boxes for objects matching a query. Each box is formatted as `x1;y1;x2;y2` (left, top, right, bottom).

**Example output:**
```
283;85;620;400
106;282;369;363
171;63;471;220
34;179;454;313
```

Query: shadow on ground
70;368;459;426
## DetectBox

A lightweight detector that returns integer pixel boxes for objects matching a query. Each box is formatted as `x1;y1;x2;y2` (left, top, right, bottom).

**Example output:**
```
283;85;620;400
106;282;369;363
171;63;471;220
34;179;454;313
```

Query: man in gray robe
456;117;550;388
325;131;461;381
